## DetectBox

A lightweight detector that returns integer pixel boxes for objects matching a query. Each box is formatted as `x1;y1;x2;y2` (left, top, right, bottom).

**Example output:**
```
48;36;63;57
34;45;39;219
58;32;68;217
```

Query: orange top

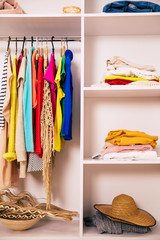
32;50;37;109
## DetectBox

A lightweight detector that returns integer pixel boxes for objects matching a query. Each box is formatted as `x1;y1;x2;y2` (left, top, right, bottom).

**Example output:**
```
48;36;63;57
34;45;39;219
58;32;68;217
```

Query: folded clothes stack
105;56;160;86
103;1;160;13
93;129;158;161
84;194;156;234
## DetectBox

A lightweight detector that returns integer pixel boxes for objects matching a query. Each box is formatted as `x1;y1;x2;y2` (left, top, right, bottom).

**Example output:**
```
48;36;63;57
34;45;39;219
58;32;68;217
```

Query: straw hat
94;194;156;227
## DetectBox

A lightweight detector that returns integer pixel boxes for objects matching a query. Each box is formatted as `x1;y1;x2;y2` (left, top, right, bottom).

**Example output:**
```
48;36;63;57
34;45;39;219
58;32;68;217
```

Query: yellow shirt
3;55;18;161
54;57;65;152
105;129;158;148
105;75;159;82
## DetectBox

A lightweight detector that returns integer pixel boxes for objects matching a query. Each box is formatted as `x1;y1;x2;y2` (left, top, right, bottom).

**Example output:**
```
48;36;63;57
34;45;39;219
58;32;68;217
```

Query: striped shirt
0;51;8;129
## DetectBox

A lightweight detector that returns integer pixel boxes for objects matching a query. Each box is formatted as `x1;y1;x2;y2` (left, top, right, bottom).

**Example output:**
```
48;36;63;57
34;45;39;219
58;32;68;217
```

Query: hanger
44;38;48;71
63;39;65;55
24;48;27;57
7;36;11;52
60;39;62;57
66;37;68;50
31;36;33;47
40;37;43;56
51;36;54;54
36;37;40;55
24;37;27;57
15;37;17;55
21;36;26;56
45;38;48;57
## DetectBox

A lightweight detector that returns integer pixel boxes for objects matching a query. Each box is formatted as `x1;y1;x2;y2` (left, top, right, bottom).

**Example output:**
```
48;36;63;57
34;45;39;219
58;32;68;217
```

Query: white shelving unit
0;0;160;239
82;1;160;240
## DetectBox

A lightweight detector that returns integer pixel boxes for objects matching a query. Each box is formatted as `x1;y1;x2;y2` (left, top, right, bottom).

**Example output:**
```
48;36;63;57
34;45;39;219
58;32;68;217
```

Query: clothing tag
128;3;137;9
92;153;101;159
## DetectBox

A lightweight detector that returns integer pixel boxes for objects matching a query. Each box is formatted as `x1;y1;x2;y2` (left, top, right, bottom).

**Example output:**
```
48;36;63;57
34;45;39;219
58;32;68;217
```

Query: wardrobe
0;0;160;239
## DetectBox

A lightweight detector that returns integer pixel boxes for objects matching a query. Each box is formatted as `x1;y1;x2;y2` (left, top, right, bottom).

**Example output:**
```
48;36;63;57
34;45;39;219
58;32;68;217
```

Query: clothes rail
0;36;81;42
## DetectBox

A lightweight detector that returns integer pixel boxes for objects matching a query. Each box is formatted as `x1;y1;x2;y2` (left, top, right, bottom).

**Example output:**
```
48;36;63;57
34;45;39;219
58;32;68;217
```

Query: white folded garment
102;151;158;161
106;67;159;80
128;81;160;86
91;81;110;88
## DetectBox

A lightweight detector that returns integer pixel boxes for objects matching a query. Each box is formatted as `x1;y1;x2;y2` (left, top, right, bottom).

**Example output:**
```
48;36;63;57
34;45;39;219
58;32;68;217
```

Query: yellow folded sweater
105;129;158;148
105;75;159;82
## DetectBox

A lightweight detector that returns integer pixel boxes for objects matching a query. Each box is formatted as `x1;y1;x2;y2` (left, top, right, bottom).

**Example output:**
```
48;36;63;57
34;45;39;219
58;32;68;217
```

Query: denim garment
103;1;160;13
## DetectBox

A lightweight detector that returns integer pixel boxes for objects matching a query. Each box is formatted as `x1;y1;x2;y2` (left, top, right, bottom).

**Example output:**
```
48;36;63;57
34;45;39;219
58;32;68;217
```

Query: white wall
18;0;81;14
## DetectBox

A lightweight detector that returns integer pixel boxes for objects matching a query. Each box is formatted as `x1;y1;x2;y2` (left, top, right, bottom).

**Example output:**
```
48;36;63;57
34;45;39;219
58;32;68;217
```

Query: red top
35;56;44;157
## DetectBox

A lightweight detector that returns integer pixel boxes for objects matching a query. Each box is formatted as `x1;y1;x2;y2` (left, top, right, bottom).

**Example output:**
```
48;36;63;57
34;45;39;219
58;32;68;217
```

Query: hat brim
94;204;156;227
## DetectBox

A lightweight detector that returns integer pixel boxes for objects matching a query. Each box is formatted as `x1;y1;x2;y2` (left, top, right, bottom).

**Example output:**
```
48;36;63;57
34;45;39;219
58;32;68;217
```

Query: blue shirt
23;46;35;152
61;50;73;140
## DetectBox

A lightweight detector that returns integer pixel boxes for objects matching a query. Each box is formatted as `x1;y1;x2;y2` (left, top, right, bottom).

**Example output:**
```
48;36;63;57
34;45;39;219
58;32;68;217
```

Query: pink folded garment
6;0;15;5
0;2;3;9
101;144;153;156
4;2;14;9
0;0;26;14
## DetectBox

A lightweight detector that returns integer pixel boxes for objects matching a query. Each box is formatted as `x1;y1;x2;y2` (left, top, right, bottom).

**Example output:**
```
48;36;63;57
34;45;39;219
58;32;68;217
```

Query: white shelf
0;218;79;240
0;14;81;18
84;86;160;98
84;86;160;97
84;13;160;36
0;15;81;36
83;223;159;240
83;158;160;165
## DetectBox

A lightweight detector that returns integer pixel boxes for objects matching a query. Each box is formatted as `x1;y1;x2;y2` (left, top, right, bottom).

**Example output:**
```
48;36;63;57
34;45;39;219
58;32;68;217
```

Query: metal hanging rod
0;36;81;42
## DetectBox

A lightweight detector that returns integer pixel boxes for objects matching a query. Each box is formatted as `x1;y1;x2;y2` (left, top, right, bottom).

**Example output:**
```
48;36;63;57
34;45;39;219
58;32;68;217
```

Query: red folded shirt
105;79;159;85
105;79;133;85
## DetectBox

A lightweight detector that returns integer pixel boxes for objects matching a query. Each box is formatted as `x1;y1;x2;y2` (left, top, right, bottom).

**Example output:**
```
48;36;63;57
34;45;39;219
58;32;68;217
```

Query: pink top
101;144;153;156
43;53;57;120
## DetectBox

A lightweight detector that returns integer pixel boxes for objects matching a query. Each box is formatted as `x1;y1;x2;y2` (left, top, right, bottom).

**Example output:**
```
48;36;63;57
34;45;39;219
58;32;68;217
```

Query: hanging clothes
41;53;55;209
32;50;37;109
15;56;27;178
28;51;47;173
0;53;17;189
60;53;66;137
0;50;8;129
3;55;18;161
54;56;65;152
35;55;44;157
61;49;73;140
44;53;57;121
23;46;35;152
